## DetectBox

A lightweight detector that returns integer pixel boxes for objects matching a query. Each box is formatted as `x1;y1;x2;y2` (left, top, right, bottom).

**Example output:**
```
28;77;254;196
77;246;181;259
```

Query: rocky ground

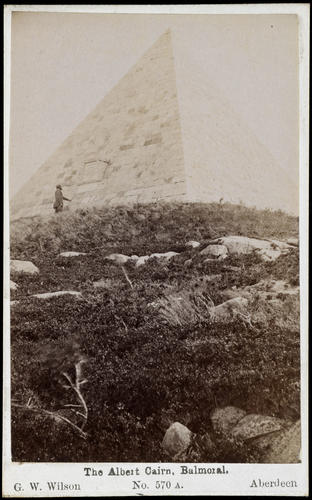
9;202;300;462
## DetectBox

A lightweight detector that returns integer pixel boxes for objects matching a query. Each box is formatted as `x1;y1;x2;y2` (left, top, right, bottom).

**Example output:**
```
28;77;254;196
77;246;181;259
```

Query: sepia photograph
3;4;309;497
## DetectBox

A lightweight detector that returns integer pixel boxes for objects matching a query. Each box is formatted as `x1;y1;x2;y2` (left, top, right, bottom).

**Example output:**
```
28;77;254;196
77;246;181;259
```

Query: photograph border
3;3;309;497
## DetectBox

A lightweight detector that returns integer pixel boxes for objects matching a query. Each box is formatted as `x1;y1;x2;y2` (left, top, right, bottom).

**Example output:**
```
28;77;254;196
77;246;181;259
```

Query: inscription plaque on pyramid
11;29;297;220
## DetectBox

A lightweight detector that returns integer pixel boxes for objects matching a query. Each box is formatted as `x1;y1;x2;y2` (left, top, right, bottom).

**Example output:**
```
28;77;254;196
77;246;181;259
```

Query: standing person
53;184;71;213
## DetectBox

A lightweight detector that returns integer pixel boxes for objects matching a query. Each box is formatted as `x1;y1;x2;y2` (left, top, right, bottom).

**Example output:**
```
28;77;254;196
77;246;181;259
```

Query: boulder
210;297;248;322
260;420;301;463
200;244;228;259
11;260;39;275
186;240;200;248
32;291;82;299
218;236;263;254
59;251;87;257
218;236;289;261
106;253;130;265
231;414;284;441
162;422;192;458
211;406;247;434
10;280;18;291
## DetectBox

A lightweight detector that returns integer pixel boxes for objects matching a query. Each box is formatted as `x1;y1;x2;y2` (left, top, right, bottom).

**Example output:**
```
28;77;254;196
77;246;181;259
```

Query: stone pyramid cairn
11;30;296;221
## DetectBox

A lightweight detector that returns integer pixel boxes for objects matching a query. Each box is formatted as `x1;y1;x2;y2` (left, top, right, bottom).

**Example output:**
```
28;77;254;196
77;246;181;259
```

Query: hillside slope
10;202;300;462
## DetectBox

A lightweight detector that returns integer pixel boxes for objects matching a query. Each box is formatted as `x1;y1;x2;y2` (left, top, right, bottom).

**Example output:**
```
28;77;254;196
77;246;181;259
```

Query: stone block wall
174;54;298;214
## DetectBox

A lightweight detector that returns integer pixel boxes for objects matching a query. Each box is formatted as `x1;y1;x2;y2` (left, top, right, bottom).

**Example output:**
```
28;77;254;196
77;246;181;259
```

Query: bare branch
70;409;87;419
62;369;88;430
12;403;87;440
120;318;128;332
121;265;133;289
62;371;75;388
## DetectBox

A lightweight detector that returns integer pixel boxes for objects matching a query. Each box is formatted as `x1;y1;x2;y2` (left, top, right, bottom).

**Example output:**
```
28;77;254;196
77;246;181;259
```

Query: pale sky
9;11;299;198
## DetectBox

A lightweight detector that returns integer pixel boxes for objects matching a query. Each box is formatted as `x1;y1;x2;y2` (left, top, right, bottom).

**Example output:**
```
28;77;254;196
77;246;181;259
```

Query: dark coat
54;188;63;209
54;188;70;210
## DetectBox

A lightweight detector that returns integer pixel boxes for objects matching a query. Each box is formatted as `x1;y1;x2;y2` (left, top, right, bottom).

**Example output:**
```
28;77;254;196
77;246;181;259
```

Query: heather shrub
10;202;300;462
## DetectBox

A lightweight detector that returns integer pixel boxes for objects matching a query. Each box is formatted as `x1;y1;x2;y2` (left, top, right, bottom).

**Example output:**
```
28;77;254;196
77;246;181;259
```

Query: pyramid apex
158;28;172;40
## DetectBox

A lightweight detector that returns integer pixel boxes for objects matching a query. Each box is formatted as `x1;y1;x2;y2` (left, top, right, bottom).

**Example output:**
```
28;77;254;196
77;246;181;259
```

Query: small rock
210;297;248;322
200;244;228;259
93;279;110;289
231;414;284;441
184;259;193;267
270;239;293;250
186;241;200;248
150;251;179;260
135;256;150;267
106;253;130;265
259;248;282;262
10;280;18;291
11;260;39;275
135;252;179;267
205;274;222;282
130;255;139;261
59;251;87;257
135;214;146;221
211;406;247;434
32;291;82;299
286;237;299;247
11;300;18;306
162;422;192;458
